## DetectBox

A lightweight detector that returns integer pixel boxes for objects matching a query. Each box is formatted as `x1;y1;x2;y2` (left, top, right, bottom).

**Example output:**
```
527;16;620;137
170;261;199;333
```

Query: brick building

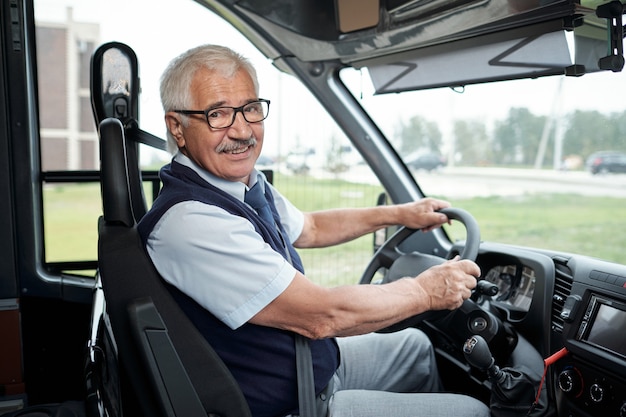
36;8;99;171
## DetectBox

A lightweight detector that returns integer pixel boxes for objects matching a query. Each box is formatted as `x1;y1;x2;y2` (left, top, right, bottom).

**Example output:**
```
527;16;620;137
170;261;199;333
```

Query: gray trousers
325;328;490;417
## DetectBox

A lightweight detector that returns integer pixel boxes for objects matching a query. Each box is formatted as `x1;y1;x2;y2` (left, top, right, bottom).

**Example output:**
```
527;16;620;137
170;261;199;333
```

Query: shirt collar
173;151;264;202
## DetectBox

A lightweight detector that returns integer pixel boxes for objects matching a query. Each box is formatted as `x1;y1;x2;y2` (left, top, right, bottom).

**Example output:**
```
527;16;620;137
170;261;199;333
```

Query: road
334;166;626;199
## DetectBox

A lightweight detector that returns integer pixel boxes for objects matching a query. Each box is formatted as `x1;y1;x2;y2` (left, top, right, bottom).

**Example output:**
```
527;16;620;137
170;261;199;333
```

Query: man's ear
165;112;185;148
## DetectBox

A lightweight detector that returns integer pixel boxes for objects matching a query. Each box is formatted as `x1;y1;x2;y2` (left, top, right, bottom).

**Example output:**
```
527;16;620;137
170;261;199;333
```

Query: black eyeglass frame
173;99;270;129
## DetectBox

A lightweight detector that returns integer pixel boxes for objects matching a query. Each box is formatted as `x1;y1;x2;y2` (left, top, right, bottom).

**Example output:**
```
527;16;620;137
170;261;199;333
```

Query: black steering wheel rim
438;207;480;260
359;207;480;285
358;207;481;331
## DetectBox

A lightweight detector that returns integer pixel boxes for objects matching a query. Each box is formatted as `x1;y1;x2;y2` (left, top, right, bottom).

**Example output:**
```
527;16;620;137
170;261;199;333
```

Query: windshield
34;0;626;278
341;67;626;262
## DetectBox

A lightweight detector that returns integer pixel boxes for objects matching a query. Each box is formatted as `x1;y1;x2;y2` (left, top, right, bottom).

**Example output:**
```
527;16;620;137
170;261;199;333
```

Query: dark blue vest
138;161;339;417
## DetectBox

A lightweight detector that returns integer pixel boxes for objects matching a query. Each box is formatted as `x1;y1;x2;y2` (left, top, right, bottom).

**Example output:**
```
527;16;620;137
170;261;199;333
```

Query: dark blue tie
245;181;274;225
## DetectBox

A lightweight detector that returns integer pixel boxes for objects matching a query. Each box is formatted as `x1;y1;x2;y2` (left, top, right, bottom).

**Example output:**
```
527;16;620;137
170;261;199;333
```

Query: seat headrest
90;42;139;127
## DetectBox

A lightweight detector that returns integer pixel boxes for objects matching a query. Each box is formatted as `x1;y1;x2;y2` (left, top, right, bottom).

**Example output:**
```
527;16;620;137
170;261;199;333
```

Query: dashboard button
591;271;608;282
558;368;583;397
589;383;604;403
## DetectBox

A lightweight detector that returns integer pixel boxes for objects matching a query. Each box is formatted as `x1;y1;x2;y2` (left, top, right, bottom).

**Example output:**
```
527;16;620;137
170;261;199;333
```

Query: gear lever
463;335;506;384
463;335;548;416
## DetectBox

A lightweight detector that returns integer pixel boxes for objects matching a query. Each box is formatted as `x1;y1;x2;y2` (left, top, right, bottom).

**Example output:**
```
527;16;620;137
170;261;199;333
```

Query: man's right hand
413;256;481;311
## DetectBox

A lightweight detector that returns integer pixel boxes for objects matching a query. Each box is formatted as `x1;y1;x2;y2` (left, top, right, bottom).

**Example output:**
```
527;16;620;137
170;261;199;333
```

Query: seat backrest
97;117;252;417
99;118;134;227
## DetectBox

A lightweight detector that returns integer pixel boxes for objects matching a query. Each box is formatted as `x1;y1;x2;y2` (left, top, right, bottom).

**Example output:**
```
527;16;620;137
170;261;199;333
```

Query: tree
396;115;442;154
493;108;545;165
563;110;626;159
563;110;608;158
452;120;491;165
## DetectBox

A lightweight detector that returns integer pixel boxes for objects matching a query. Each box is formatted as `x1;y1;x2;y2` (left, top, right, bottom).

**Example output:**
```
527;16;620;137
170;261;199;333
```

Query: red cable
532;347;569;410
545;347;569;366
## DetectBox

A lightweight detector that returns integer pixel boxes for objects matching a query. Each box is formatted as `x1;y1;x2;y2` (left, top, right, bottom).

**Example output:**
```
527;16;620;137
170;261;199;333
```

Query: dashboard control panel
557;271;626;417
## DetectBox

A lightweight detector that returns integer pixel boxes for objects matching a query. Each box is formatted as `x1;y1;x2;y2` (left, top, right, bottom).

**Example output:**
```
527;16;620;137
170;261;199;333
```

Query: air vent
551;258;574;333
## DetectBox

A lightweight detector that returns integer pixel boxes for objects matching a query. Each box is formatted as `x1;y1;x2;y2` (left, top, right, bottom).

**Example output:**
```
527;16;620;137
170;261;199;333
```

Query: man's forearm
295;206;396;248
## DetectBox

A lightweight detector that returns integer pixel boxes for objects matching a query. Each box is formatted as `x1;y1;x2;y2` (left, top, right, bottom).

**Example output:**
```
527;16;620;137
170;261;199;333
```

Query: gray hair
160;44;259;154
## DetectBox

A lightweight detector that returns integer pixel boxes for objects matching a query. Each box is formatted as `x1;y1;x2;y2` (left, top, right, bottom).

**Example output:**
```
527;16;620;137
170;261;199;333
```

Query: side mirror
90;42;140;126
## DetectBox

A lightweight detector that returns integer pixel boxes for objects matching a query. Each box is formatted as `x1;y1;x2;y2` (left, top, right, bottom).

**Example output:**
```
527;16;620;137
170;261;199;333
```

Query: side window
274;172;384;286
36;12;101;274
34;0;383;286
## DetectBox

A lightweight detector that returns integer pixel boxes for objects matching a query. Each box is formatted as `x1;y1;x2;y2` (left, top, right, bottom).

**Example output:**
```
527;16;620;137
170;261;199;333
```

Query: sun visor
361;18;615;93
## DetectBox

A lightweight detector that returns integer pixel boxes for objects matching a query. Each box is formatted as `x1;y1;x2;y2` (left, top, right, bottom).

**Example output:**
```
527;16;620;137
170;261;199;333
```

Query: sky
36;0;626;162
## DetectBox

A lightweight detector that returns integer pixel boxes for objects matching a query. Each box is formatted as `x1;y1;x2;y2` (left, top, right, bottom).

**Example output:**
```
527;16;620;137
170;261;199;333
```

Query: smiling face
164;67;263;185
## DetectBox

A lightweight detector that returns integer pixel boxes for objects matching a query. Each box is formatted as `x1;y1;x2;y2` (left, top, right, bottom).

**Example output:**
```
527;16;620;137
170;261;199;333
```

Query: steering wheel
359;207;481;331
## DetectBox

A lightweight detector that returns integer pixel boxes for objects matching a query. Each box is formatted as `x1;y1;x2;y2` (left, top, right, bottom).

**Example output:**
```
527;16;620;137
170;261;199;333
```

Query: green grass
43;174;626;286
43;183;102;263
444;193;626;263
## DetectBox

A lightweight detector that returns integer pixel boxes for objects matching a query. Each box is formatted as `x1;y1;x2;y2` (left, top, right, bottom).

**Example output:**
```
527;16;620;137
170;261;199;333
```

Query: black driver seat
89;41;252;417
95;117;252;417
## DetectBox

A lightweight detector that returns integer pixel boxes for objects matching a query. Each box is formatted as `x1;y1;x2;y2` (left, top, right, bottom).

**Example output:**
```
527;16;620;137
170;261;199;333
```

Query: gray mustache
217;137;257;153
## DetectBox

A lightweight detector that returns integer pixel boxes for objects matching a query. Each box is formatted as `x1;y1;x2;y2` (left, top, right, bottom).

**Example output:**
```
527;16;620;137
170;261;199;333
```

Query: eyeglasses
173;99;270;129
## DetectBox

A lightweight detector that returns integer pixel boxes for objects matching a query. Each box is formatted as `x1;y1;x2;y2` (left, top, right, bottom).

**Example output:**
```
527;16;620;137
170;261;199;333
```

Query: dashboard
439;241;626;417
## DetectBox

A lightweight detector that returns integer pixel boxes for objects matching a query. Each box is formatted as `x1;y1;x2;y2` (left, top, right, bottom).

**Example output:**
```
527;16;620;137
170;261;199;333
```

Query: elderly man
138;44;489;417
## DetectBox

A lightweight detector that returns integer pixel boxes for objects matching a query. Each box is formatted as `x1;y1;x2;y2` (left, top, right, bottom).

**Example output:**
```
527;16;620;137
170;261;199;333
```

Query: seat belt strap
124;119;167;151
295;333;318;417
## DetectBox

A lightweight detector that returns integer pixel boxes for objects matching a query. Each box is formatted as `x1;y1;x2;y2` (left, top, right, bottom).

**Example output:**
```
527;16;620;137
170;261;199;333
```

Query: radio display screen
585;301;626;357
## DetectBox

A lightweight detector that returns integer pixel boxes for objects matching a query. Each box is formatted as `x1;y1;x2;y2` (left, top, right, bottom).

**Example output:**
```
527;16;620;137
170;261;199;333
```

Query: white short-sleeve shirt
145;153;305;329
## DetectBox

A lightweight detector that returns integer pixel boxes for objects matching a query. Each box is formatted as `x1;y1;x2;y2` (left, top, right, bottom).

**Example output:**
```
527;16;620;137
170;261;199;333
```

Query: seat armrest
128;298;207;417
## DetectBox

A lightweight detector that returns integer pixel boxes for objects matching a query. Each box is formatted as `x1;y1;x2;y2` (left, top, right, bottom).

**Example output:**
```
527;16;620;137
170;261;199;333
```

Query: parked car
586;151;626;174
405;152;447;171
